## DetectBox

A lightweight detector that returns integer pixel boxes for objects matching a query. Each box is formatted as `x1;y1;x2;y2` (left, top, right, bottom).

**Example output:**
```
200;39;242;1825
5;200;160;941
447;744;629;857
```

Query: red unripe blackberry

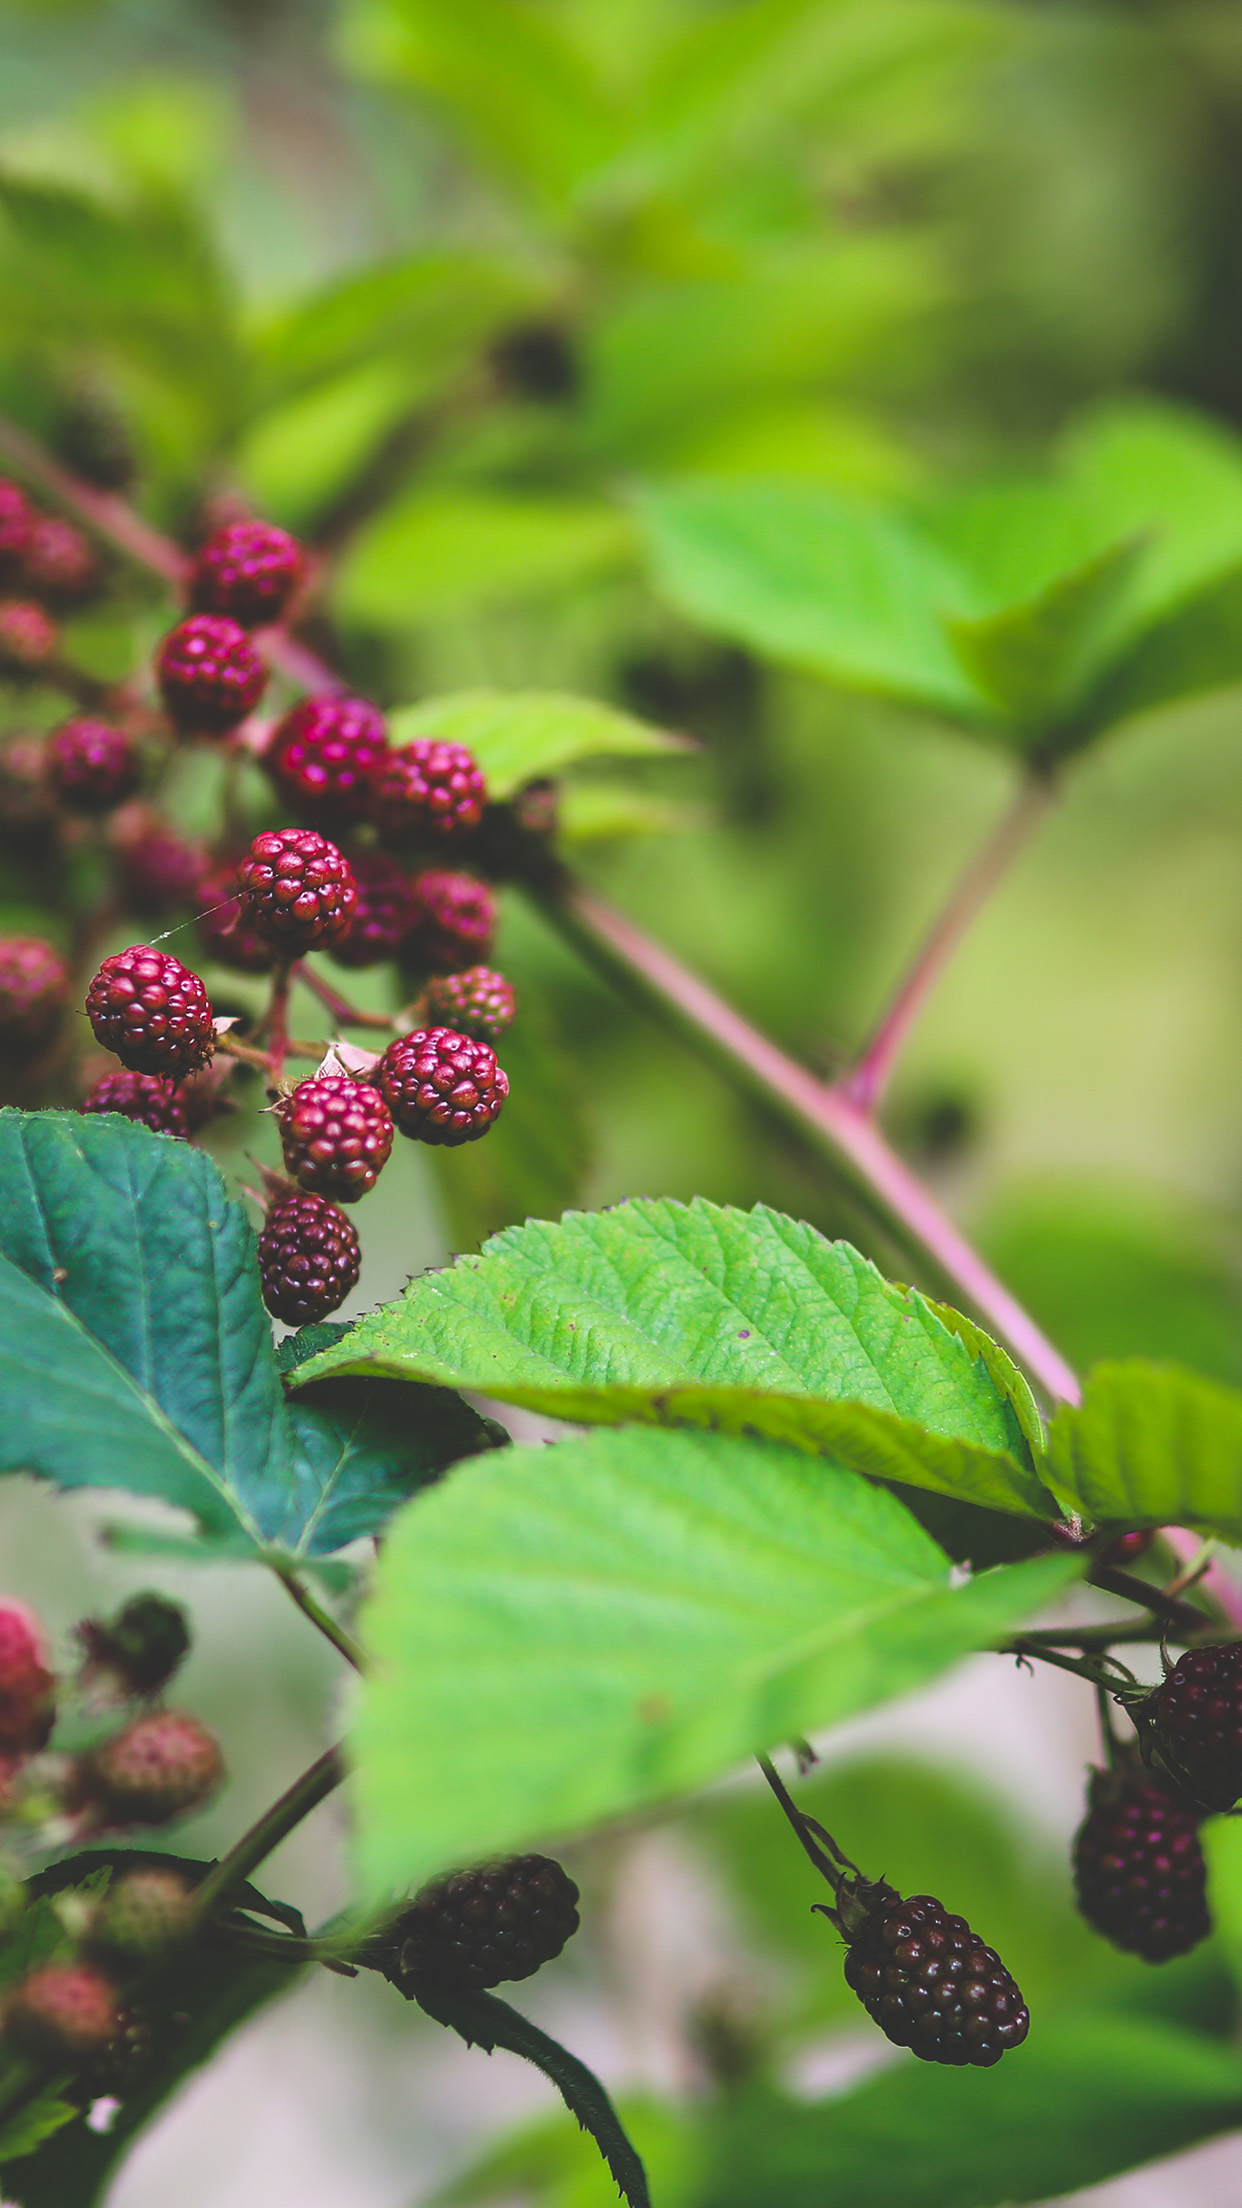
115;815;204;917
22;514;99;606
188;519;304;628
4;1964;122;2065
81;1708;224;1826
196;860;274;974
258;1190;362;1324
373;739;486;846
82;1069;189;1138
410;869;496;972
92;1866;195;1961
1073;1764;1209;1962
48;717;140;814
0;598;58;670
0;480;32;579
85;946;215;1079
76;1592;191;1701
0;936;70;1054
1136;1641;1242;1811
378;1028;508;1147
839;1883;1029;2067
0;1598;56;1754
419;965;516;1043
390;1855;579;1995
237;826;357;953
275;1073;394;1201
330;849;421;968
263;694;387;826
156;613;267;735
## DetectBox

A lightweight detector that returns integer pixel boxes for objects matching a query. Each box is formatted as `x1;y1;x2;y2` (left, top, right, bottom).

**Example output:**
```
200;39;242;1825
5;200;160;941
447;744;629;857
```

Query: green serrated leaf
1048;1361;1242;1541
386;690;687;801
351;1423;1077;1896
292;1198;1056;1520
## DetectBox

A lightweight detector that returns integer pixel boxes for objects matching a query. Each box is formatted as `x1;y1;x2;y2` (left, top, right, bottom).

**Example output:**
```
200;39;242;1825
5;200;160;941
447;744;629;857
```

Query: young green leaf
946;535;1145;747
292;1197;1057;1520
385;690;687;801
1048;1360;1242;1541
350;1424;1077;1897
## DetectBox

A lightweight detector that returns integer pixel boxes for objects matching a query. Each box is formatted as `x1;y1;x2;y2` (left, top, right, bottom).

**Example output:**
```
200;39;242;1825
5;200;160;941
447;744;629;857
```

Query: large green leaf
1081;563;1242;733
292;1199;1057;1520
947;535;1145;745
351;1424;1076;1896
699;2017;1242;2208
1048;1360;1242;1539
637;479;987;717
385;690;687;801
1062;397;1242;633
0;1112;489;1559
336;491;636;624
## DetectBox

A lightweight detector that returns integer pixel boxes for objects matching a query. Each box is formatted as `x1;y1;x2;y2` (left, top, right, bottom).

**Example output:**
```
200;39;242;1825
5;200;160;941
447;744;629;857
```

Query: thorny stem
294;961;397;1032
191;1744;345;1927
272;1564;368;1674
840;769;1057;1115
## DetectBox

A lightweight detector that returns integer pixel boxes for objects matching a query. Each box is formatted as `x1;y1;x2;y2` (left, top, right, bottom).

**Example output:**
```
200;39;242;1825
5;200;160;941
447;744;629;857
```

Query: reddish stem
840;769;1055;1116
294;962;396;1031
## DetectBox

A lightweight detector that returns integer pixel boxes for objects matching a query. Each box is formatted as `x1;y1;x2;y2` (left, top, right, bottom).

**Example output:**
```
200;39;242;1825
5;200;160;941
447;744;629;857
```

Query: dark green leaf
282;1377;503;1556
1048;1360;1242;1541
0;2092;78;2167
350;1422;1077;1896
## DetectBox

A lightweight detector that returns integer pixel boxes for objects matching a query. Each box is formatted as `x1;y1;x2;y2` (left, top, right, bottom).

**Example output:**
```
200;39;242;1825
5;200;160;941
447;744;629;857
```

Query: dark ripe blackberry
48;717;140;815
840;1884;1029;2067
188;519;304;628
264;695;387;826
156;613;267;736
0;936;70;1054
22;514;99;606
237;826;357;953
330;849;421;968
276;1073;394;1201
1073;1764;1209;1962
411;869;496;973
85;946;215;1079
76;1592;191;1702
258;1190;361;1324
82;1069;189;1137
391;1854;580;1995
378;1027;508;1147
373;739;486;846
0;598;58;670
0;481;32;579
196;860;274;974
114;814;204;917
419;965;516;1043
1137;1642;1242;1811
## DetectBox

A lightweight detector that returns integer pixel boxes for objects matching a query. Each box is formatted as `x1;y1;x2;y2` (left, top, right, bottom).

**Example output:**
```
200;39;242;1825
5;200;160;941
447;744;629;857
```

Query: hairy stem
295;961;396;1031
533;875;1080;1405
192;1744;345;1926
841;769;1056;1115
272;1564;368;1673
1005;1640;1138;1690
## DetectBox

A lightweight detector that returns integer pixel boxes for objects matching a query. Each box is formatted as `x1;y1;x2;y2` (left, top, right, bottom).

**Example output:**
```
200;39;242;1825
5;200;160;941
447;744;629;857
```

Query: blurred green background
6;1;1242;2202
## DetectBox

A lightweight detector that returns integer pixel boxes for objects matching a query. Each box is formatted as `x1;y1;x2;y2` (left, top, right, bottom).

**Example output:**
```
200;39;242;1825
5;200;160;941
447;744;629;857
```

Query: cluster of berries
0;476;99;678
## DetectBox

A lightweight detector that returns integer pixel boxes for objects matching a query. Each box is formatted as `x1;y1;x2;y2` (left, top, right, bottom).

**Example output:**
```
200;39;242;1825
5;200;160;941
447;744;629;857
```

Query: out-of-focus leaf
386;690;687;800
426;2099;700;2208
428;999;592;1248
337;490;635;624
947;535;1144;743
1062;398;1242;632
1049;1361;1242;1540
0;2091;78;2166
1082;563;1242;733
557;781;701;843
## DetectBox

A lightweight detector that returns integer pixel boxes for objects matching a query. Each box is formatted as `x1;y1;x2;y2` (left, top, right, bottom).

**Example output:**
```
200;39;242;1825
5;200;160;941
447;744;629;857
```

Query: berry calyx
237;827;357;953
0;598;58;670
85;946;215;1079
418;966;516;1044
48;717;140;815
1073;1762;1210;1962
410;869;496;973
275;1074;394;1201
387;1855;580;1995
76;1592;191;1701
0;936;70;1055
4;1964;122;2064
196;860;274;974
378;1028;508;1147
22;514;99;606
263;695;387;826
82;1069;189;1137
156;613;267;736
258;1190;362;1324
373;739;487;846
0;1599;56;1754
80;1708;224;1826
1134;1641;1242;1811
330;849;421;968
188;519;304;628
839;1881;1029;2067
0;480;32;578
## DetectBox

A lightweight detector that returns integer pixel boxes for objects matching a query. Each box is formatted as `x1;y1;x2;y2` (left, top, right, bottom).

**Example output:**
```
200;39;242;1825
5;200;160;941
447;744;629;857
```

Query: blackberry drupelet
840;1882;1029;2067
275;1073;394;1201
389;1854;579;1995
377;1028;508;1146
85;947;215;1079
258;1190;362;1324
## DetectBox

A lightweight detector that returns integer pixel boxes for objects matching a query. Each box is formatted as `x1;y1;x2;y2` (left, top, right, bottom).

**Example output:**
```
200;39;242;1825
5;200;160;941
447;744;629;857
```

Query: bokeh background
6;0;1242;2201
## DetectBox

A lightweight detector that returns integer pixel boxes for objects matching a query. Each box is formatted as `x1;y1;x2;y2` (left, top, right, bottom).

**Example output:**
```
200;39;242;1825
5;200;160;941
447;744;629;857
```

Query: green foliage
350;1421;1075;1897
1048;1360;1242;1542
336;492;636;623
385;690;688;801
292;1197;1057;1518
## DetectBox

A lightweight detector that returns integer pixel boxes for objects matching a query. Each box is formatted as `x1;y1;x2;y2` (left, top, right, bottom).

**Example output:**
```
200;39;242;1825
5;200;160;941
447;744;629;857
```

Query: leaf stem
840;768;1056;1115
272;1563;368;1673
1004;1640;1138;1690
191;1743;345;1927
294;962;397;1032
533;874;1081;1405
